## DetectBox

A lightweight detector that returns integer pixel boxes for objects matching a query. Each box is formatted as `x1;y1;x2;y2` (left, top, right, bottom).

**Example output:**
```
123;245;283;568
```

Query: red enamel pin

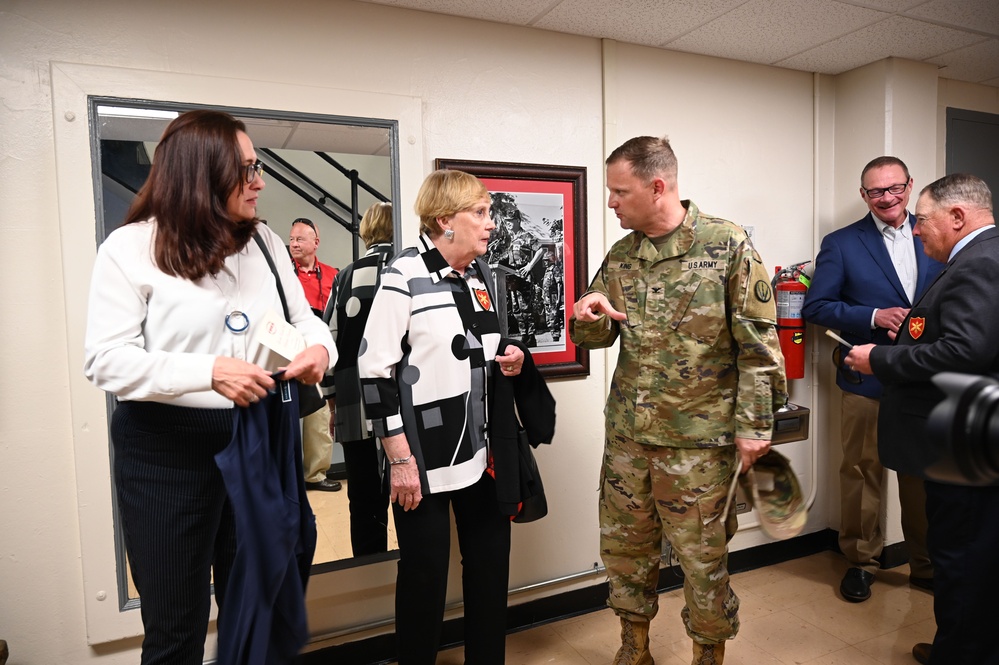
475;289;491;310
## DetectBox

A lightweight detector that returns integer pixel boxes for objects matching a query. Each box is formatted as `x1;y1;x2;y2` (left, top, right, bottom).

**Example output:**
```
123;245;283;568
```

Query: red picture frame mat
479;177;578;367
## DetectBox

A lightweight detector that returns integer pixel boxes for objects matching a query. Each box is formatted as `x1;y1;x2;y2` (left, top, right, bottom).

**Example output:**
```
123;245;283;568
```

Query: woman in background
358;170;525;664
83;110;334;664
322;201;395;555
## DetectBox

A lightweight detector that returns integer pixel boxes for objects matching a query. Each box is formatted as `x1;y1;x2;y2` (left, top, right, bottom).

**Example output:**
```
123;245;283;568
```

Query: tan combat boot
613;618;654;665
691;641;724;665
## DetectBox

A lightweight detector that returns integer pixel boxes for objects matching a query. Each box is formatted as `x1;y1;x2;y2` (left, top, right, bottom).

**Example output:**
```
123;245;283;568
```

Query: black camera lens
929;373;999;484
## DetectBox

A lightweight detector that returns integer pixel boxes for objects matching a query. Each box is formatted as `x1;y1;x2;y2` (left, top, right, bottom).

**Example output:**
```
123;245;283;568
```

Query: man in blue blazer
846;173;999;665
803;156;943;603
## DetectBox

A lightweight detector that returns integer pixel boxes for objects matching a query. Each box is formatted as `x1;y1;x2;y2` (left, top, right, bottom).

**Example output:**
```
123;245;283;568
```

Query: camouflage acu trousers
600;433;740;644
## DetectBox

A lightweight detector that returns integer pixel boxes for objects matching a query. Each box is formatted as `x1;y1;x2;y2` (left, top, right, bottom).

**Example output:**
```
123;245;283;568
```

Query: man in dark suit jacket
847;173;999;665
803;157;943;603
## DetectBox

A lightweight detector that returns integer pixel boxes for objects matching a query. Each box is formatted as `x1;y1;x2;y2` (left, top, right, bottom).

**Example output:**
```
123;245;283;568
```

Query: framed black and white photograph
436;158;589;378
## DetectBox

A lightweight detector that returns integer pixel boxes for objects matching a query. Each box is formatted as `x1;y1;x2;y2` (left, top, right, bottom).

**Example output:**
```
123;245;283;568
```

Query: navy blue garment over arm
214;378;317;665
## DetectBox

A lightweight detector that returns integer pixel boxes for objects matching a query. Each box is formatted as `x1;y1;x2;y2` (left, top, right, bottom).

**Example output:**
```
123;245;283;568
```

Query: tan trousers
302;400;334;484
839;392;932;578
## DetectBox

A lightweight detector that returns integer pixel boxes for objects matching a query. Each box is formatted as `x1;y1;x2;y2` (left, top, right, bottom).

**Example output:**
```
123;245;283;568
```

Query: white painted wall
0;0;980;662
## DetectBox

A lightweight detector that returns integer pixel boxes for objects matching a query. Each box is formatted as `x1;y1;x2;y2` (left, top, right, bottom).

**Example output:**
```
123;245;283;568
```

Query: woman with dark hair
358;170;530;664
322;201;395;556
84;110;335;664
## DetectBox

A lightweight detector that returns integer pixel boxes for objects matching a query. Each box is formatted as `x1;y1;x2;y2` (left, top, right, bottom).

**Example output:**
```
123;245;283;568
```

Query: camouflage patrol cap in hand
739;449;807;540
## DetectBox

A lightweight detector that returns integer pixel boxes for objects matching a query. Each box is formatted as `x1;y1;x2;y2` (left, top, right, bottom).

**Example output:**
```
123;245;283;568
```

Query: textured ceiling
357;0;999;87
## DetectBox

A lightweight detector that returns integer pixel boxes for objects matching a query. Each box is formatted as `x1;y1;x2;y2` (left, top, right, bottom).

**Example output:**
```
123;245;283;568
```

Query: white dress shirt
874;216;917;303
84;220;336;408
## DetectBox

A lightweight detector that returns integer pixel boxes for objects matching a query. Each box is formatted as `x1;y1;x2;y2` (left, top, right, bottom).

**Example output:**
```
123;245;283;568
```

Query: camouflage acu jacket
570;201;787;448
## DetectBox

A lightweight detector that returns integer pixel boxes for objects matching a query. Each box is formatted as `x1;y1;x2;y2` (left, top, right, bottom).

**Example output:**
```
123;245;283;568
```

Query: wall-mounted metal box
772;402;810;445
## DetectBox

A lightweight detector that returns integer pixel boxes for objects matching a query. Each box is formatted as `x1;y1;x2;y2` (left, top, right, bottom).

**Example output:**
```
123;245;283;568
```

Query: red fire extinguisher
773;262;811;380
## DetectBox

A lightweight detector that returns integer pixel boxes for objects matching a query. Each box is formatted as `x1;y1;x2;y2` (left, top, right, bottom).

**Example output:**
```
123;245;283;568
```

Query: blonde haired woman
359;171;525;664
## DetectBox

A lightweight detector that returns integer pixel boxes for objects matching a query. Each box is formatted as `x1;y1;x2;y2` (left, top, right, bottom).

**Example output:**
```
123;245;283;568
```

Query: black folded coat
490;340;557;522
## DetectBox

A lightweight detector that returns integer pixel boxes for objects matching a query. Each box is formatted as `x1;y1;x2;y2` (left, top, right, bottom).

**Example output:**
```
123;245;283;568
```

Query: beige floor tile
787;576;933;644
679;637;786;665
391;552;938;665
506;624;594;665
649;647;690;665
854;617;936;665
316;515;350;563
309;477;399;565
548;608;623;661
308;479;352;563
737;609;850;663
734;553;844;612
768;550;845;580
800;645;885;665
647;590;697;647
546;606;692;665
728;584;778;623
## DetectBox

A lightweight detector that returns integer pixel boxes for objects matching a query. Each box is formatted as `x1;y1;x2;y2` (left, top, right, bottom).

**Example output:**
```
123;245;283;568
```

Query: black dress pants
111;401;237;665
392;471;511;665
342;436;390;556
924;480;999;665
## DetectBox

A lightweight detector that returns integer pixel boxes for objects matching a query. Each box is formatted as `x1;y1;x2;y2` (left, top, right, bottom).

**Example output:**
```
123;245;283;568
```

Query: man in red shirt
290;218;341;491
290;218;337;316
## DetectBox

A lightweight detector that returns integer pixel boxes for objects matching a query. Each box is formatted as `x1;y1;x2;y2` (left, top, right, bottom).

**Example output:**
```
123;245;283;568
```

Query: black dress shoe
305;478;342;492
840;567;874;602
912;642;931;664
909;575;934;593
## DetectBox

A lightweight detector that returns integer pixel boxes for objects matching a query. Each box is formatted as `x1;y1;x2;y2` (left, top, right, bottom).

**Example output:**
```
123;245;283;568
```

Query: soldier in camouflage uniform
570;136;786;665
541;247;564;341
497;211;545;347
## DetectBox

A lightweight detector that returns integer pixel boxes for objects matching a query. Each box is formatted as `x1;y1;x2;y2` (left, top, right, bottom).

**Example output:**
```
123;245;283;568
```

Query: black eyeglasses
832;346;863;385
292;218;316;231
244;160;263;183
863;182;907;199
